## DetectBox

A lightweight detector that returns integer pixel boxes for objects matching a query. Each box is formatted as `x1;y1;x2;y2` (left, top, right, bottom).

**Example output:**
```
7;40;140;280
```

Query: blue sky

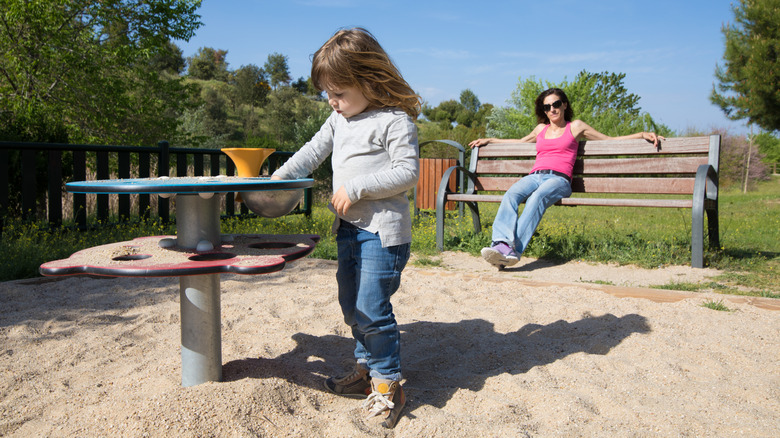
176;0;746;135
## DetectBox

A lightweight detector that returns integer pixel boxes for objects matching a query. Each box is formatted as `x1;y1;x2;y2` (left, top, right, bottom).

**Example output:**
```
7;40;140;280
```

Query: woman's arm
468;124;545;148
570;120;664;146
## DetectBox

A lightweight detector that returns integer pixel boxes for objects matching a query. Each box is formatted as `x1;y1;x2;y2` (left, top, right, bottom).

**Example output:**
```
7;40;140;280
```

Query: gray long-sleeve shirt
272;108;419;247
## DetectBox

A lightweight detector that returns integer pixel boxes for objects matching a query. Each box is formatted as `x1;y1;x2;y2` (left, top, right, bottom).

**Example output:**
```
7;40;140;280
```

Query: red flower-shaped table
39;176;316;387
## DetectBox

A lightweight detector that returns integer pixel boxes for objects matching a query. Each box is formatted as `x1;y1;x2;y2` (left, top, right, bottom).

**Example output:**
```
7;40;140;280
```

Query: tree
421;92;489;129
291;76;320;98
423;99;461;124
417;90;493;157
460;89;481;113
753;132;780;164
0;0;203;145
230;64;270;108
149;41;187;75
712;0;780;133
264;52;291;89
179;83;234;147
264;86;324;149
487;71;671;139
187;47;229;81
681;126;770;189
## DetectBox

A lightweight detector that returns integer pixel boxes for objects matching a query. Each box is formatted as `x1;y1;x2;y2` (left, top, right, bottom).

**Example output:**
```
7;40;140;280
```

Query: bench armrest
419;140;466;175
691;163;719;268
419;139;466;153
435;163;481;251
438;163;476;197
694;163;718;202
435;163;477;213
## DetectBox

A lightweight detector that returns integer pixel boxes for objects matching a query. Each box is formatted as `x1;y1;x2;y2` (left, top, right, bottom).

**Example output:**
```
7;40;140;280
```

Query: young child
271;27;420;429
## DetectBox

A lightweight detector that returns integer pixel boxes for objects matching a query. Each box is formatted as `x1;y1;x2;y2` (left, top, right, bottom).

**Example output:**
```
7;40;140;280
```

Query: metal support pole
174;193;223;386
180;274;222;386
175;194;221;249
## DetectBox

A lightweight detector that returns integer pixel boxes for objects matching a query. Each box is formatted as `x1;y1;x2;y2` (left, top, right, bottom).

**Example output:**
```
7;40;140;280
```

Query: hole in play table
112;254;152;261
188;252;237;262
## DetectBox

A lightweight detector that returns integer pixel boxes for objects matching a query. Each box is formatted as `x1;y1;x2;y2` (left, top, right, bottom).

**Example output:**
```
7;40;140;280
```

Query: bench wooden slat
477;136;712;158
448;194;503;203
476;161;535;174
579;137;710;156
574;177;695;194
447;194;694;208
476;156;707;175
475;176;696;194
559;198;694;208
577;157;707;174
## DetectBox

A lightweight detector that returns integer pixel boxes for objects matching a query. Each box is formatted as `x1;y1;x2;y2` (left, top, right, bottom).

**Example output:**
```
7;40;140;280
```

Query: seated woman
469;88;663;268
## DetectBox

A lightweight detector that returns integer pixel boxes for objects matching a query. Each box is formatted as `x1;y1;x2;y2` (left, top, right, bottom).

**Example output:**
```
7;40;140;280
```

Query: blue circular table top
66;176;313;194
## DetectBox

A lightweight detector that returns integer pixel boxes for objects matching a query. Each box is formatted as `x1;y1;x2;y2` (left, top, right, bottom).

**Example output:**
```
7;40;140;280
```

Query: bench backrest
470;135;721;196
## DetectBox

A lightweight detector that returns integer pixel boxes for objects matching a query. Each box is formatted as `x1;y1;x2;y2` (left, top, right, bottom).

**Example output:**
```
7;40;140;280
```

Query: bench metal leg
708;206;720;249
436;203;445;251
692;164;719;268
435;201;481;251
466;201;481;234
691;209;704;269
692;204;720;269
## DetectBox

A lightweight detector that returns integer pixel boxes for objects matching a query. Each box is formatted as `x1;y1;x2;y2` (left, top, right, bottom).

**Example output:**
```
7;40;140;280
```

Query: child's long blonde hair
311;27;422;120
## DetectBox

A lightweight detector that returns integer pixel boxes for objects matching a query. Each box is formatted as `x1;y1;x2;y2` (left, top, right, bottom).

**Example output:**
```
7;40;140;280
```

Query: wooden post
743;129;753;194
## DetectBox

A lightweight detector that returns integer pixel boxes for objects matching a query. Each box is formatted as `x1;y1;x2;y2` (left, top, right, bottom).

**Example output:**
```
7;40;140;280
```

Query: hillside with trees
179;49;330;152
2;0;776;192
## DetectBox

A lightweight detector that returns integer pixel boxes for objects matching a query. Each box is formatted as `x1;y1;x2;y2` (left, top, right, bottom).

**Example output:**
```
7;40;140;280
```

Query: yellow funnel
222;148;276;177
222;148;276;203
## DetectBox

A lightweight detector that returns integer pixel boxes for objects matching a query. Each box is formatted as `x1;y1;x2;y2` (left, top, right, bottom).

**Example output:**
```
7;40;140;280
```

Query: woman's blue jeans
336;224;410;381
491;173;572;256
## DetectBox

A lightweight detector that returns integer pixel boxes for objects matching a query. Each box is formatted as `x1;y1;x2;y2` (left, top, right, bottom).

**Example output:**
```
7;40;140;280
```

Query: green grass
701;299;731;312
0;208;339;281
426;177;780;297
412;256;444;268
1;178;778;299
651;280;729;292
650;281;705;292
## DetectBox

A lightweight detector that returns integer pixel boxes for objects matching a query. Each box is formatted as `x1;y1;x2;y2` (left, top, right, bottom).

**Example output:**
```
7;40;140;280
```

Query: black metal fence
0;141;311;234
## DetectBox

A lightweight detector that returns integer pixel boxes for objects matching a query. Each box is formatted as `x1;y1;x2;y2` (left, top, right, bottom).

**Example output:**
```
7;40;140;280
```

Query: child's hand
270;174;283;181
331;186;352;215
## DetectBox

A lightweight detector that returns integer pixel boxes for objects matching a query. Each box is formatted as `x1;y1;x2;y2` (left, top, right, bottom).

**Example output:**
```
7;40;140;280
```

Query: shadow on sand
223;313;650;415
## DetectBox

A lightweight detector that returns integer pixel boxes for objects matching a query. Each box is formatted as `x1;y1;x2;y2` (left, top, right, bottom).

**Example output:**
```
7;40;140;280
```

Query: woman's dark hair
534;88;574;124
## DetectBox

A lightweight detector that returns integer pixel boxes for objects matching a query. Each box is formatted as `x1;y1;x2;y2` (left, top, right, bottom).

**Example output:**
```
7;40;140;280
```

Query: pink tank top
531;122;579;178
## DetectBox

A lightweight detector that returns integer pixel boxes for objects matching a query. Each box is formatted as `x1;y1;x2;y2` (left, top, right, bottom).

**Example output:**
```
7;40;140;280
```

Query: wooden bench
433;135;721;268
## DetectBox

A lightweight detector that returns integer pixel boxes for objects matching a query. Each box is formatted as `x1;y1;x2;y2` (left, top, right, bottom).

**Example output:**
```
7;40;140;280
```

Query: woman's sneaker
324;362;372;398
481;241;519;267
363;378;405;429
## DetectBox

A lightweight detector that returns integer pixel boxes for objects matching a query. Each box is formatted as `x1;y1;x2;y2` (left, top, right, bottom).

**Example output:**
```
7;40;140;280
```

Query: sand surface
1;251;779;437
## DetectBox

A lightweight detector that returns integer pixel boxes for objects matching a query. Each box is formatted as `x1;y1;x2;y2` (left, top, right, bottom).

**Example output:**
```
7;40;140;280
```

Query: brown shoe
323;362;372;398
363;378;406;429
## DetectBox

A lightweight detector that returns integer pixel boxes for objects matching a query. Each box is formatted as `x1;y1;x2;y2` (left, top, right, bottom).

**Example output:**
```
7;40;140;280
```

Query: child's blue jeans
491;173;572;256
336;222;410;382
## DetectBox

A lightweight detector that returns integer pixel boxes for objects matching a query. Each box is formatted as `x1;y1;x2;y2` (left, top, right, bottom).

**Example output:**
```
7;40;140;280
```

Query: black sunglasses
543;99;564;112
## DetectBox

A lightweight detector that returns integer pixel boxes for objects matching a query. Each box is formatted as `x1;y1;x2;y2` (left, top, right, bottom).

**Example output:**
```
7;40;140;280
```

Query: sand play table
40;176;316;387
